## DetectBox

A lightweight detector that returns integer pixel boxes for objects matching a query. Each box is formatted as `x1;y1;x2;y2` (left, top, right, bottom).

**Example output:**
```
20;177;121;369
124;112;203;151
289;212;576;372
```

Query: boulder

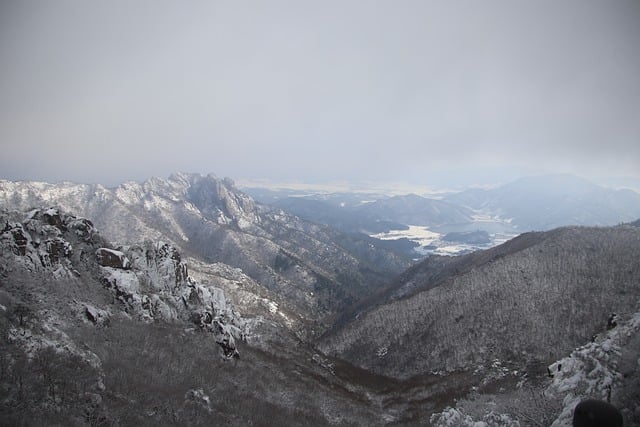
96;248;130;269
84;304;109;326
42;208;64;229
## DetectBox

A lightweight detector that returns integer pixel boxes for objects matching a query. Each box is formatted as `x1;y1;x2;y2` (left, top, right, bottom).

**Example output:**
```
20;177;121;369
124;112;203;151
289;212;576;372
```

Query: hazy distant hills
0;173;410;332
445;174;640;230
247;190;474;235
319;224;640;379
356;194;474;228
246;175;640;259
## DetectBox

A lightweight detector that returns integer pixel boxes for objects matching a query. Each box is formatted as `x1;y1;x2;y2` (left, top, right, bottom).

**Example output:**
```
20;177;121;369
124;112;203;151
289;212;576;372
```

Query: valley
1;173;639;425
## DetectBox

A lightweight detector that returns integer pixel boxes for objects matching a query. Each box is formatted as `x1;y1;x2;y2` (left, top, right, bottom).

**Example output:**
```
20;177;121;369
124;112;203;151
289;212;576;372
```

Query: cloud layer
1;1;639;187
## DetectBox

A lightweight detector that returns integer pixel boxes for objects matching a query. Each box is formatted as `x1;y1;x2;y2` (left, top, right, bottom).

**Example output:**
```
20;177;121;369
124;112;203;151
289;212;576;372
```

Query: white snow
372;225;517;256
372;225;440;246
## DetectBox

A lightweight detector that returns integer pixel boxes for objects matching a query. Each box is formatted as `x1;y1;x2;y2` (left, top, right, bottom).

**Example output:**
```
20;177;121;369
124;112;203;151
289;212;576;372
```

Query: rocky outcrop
0;207;247;358
95;248;130;269
84;304;109;326
97;240;246;357
0;208;96;275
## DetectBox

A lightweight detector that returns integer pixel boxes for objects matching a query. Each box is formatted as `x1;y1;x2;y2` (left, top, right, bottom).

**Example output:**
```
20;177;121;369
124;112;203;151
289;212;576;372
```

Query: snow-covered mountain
255;192;474;235
430;305;640;426
0;207;397;425
0;173;410;334
2;173;639;425
247;174;640;257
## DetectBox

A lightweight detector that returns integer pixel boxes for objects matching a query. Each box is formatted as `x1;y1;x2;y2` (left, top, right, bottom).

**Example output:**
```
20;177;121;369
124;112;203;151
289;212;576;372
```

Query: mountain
445;174;640;230
318;224;640;380
0;207;246;357
0;207;401;425
2;178;639;425
0;206;512;425
248;191;474;235
430;304;640;426
0;174;410;334
356;194;473;228
247;175;640;258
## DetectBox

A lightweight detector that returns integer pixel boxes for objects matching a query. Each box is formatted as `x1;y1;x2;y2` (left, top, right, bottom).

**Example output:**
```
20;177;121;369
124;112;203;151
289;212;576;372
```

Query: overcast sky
1;1;639;188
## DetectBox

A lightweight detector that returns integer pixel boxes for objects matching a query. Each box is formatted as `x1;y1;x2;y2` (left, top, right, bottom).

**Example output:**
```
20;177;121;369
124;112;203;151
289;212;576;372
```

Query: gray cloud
1;0;639;187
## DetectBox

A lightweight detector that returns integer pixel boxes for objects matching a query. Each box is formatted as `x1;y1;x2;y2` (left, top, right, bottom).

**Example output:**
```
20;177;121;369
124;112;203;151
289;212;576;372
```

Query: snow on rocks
430;407;520;427
1;209;80;276
547;310;640;426
184;388;212;413
97;240;247;357
1;207;247;359
96;248;130;269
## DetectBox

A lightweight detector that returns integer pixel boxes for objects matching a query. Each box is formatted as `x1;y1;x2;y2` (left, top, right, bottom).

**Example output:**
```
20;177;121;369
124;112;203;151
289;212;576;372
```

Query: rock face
0;207;246;357
0;174;410;332
1;208;98;275
319;225;640;379
98;240;246;357
95;248;130;269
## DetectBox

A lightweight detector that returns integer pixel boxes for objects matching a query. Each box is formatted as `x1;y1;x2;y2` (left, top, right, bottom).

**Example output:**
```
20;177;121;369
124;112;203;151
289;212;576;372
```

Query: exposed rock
42;207;64;229
84;304;109;326
96;248;130;269
96;240;247;356
9;225;29;256
184;388;212;413
42;237;72;265
0;174;410;331
1;207;247;359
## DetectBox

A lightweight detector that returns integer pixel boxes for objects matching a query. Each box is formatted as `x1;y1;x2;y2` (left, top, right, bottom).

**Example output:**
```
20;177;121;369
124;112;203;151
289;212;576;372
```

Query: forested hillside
319;225;640;379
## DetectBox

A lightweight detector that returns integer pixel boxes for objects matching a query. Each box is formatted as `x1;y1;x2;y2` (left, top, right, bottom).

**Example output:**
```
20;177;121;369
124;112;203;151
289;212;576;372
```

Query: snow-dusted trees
319;226;640;379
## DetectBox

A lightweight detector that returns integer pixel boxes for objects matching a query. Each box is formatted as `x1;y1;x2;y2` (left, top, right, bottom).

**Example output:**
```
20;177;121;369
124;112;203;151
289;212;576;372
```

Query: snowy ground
371;225;518;257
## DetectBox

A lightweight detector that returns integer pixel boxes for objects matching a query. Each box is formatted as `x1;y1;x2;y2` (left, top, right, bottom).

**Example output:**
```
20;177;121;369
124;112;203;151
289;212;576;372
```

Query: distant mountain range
444;174;640;230
245;174;640;257
245;189;475;235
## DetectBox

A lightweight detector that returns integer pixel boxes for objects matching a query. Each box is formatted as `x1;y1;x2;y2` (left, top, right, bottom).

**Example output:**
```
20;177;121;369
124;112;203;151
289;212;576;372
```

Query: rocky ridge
0;206;406;426
0;207;247;357
0;174;410;333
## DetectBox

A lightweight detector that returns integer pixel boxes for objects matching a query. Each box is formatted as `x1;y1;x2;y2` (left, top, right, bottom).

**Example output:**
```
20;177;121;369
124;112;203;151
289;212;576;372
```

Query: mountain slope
0;174;410;332
0;207;395;425
264;193;474;235
318;224;640;379
356;194;473;228
445;174;640;230
0;207;247;355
